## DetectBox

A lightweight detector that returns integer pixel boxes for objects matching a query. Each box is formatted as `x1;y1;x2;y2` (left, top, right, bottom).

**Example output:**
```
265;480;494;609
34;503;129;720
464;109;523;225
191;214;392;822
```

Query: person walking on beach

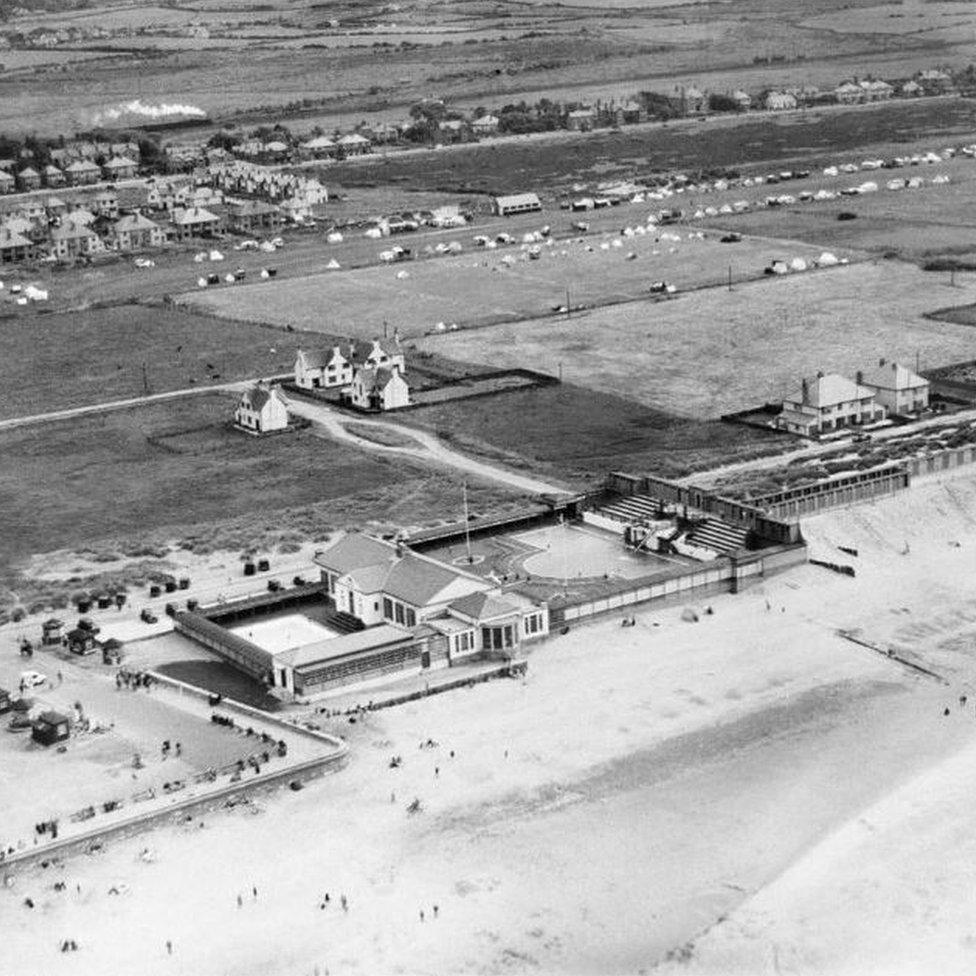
166;940;172;956
237;894;243;908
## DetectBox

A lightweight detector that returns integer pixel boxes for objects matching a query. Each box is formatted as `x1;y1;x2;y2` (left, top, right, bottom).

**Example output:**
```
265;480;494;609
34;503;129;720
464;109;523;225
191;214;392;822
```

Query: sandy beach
5;470;976;975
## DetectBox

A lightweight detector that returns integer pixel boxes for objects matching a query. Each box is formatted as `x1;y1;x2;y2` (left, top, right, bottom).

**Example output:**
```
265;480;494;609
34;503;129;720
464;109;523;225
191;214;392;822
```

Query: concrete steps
686;518;749;555
598;494;665;524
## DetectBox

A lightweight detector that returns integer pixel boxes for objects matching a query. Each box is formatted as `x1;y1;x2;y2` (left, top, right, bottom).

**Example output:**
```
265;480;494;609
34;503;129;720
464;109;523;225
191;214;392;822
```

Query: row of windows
382;597;416;628
524;612;544;635
453;631;474;653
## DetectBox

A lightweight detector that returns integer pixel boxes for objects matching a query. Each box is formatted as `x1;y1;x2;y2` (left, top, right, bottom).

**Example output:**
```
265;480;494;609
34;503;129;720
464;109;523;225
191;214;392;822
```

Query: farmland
0;304;334;421
178;230;843;339
0;393;524;568
414;261;976;420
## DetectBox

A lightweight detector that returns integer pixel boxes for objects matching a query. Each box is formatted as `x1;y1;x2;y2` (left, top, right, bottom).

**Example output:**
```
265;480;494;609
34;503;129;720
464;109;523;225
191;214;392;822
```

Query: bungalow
16;166;41;191
566;108;596;132
234;382;289;433
112;211;165;251
102;155;138;180
49;219;103;261
300;135;338;158
43;164;65;187
682;86;707;114
228;199;283;234
777;372;886;436
860;79;893;101
169;205;221;240
764;90;797;111
338;133;372;156
493;192;542;216
901;79;923;98
0;225;35;263
835;81;865;105
65;158;102;186
857;359;929;415
294;346;353;389
731;90;752;110
471;113;500;135
343;366;410;412
0;170;14;194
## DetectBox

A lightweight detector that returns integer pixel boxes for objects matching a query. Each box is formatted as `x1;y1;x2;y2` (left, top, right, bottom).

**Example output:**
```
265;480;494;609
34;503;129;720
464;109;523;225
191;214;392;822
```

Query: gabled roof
787;373;875;408
298;346;346;370
18;166;39;178
380;551;477;607
281;623;414;669
338;133;370;145
104;155;137;168
355;366;401;393
51;220;97;240
172;206;219;225
859;360;928;392
447;590;521;621
239;383;284;413
0;170;14;183
43;164;63;175
0;226;31;248
66;159;100;172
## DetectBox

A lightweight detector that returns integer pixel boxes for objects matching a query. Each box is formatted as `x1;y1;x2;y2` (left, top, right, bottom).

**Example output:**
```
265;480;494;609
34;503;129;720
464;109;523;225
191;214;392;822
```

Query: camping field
414;260;976;419
177;231;841;339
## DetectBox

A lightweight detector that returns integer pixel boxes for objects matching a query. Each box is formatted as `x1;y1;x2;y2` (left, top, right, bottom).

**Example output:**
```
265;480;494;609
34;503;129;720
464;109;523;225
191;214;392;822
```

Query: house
64;159;102;185
344;366;410;411
112;212;165;250
92;189;119;219
731;90;752;110
43;164;65;187
835;81;865;104
493;192;542;216
777;372;886;436
901;79;923;97
857;359;929;415
169;205;221;240
49;219;103;261
16;166;41;191
0;225;35;263
235;382;289;433
31;710;71;746
860;79;893;101
350;337;405;373
102;155;138;180
618;100;642;124
300;135;337;158
918;68;954;94
566;108;596;132
471;113;499;135
0;170;14;194
338;133;371;156
764;91;797;111
228;199;283;234
45;195;68;216
294;346;353;389
681;86;707;114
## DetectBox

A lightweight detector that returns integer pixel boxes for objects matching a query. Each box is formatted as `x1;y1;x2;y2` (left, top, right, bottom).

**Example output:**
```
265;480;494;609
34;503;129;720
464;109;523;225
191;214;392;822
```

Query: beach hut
31;710;71;746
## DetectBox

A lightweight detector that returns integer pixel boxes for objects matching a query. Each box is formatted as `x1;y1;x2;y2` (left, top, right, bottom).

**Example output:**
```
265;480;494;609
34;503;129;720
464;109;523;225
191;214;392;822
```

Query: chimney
395;539;404;557
801;377;809;403
816;370;824;379
856;370;864;386
878;357;885;367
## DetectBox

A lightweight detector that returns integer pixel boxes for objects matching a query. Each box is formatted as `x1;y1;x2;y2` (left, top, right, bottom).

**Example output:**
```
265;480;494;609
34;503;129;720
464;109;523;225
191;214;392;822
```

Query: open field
0;393;525;567
0;304;330;421
415;261;976;420
7;472;976;974
179;230;843;339
399;382;794;485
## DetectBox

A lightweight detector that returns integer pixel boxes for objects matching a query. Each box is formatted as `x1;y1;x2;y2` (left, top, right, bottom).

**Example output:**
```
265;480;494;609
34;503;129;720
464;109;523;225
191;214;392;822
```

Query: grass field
0;304;333;421
179;231;839;339
414;260;976;420
0;393;525;567
400;382;794;486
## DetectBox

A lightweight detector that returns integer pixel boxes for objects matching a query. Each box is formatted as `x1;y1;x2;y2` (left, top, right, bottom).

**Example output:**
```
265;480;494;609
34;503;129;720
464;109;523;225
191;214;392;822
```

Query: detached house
0;170;15;194
344;367;410;412
16;167;41;191
338;133;371;156
49;219;103;261
43;164;65;187
234;382;289;433
471;114;499;135
102;155;138;180
0;225;35;263
777;372;885;436
169;205;221;240
65;159;101;186
112;212;165;251
857;359;929;415
294;346;353;390
351;337;405;373
764;91;797;111
228;199;283;234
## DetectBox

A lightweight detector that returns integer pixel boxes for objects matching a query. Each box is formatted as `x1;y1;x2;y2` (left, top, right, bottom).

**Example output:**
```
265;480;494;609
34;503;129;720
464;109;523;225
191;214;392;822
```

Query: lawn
414;260;976;420
179;231;835;340
0;393;526;568
401;382;794;486
0;304;333;421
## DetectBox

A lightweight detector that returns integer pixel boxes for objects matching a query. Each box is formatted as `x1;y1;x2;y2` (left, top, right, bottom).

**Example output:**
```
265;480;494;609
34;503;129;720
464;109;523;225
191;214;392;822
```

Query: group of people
116;669;154;691
34;818;59;840
316;891;350;912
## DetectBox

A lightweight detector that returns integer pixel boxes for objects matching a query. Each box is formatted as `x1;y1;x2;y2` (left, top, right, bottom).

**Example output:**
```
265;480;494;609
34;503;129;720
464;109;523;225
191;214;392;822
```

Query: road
281;391;572;497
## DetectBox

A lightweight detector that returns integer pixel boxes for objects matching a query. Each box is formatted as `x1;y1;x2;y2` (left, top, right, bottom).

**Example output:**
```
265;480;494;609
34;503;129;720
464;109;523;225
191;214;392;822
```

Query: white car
20;670;47;689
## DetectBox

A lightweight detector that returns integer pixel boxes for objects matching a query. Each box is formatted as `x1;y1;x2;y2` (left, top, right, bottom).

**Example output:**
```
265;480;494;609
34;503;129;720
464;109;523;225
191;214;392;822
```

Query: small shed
67;627;97;655
42;617;64;646
32;710;71;746
101;638;124;665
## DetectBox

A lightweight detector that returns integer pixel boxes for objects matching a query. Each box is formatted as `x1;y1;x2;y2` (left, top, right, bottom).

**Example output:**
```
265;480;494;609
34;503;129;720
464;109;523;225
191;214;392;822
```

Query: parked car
267;580;282;592
7;714;32;733
140;609;158;624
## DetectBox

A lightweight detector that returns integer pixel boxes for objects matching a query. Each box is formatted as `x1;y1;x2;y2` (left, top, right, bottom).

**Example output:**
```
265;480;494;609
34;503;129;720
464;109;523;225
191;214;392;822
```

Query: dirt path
281;392;572;497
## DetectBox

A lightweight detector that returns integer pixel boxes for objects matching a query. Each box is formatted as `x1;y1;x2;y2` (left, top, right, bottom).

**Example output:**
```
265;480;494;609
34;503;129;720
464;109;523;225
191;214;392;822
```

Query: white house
777;372;885;436
345;366;410;411
857;359;929;415
234;383;289;433
294;346;353;389
350;337;405;373
764;91;797;111
493;192;542;216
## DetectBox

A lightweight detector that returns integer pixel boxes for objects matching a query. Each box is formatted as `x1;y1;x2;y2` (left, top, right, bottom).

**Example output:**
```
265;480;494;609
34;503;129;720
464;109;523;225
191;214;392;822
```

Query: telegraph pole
462;481;473;564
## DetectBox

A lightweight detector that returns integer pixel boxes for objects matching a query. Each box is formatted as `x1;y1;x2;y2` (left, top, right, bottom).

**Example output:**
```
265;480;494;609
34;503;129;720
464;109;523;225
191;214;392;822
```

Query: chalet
32;711;71;746
777;372;885;436
337;133;371;156
857;359;929;415
471;114;500;135
102;155;138;180
234;382;289;433
49;220;102;261
65;159;102;186
228;199;283;234
344;366;410;412
112;212;165;251
169;205;221;240
16;167;41;191
43;164;65;187
764;91;797;111
493;192;542;216
294;346;353;389
0;225;35;263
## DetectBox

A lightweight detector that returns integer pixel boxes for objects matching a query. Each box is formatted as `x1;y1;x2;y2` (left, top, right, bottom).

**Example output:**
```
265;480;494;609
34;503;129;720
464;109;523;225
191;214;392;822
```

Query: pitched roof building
777;372;885;436
857;359;929;415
